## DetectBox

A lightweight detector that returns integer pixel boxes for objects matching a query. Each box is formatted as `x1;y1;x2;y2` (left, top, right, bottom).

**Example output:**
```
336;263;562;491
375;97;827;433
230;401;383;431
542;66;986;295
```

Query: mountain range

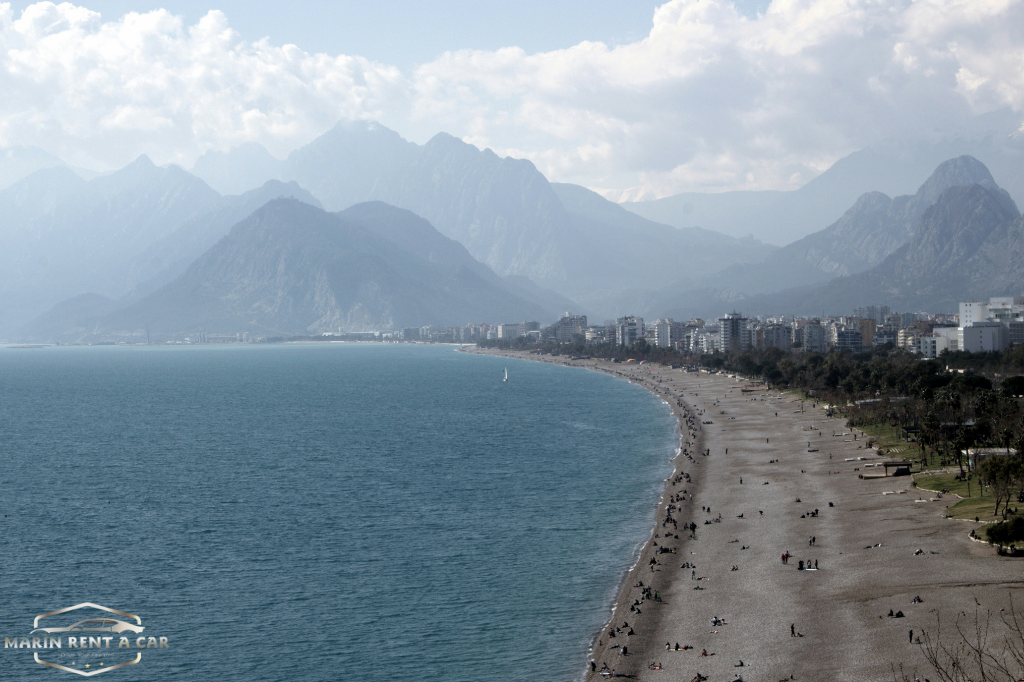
0;157;320;334
3;116;1024;342
191;121;775;313
622;117;1024;247
27;200;562;341
680;156;1000;297
648;156;1023;321
750;182;1022;316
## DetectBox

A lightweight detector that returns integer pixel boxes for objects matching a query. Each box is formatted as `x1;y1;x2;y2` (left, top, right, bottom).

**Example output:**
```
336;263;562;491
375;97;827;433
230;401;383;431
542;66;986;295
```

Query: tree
894;596;1024;682
977;455;1021;519
1001;375;1024;398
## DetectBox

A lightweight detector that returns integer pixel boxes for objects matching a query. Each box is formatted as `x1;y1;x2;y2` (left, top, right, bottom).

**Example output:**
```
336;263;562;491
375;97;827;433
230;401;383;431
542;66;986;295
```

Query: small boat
503;366;508;382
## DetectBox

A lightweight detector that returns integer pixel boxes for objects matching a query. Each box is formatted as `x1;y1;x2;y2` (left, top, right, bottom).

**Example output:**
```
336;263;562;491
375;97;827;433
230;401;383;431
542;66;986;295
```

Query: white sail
503;366;508;382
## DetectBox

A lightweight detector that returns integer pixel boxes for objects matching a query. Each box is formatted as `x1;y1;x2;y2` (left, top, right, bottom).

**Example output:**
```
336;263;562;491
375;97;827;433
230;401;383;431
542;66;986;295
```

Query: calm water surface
0;343;676;681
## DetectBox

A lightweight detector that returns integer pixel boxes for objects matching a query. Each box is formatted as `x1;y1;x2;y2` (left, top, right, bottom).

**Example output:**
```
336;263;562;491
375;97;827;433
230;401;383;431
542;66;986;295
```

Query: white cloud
0;0;1022;196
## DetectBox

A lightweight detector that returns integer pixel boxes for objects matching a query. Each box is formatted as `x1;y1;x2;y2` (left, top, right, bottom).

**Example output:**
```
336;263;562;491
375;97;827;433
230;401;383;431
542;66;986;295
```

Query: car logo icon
31;603;145;677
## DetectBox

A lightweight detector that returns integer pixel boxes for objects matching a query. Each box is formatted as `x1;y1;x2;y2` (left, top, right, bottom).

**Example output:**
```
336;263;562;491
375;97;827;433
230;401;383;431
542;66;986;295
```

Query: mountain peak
127;154;156;169
424;132;470;150
916;155;996;205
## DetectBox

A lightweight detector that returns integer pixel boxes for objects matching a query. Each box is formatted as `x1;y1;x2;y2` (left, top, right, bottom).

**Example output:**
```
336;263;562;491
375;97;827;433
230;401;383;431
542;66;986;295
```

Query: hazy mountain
17;293;119;342
644;157;1011;321
0;159;323;336
363;132;773;314
684;156;999;296
191;142;284;195
285;121;418;211
623;132;1024;246
84;200;561;341
0;156;221;332
0;146;66;190
120;180;321;298
752;182;1022;315
190;121;775;317
190;121;418;210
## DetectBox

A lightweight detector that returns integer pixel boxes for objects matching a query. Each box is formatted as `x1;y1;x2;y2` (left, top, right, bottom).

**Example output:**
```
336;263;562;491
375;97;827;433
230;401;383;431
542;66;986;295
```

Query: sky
0;0;1021;199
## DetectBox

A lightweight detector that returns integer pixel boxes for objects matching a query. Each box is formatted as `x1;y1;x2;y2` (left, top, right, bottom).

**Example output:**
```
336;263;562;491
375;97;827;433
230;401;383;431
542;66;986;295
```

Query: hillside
622;134;1024;246
689;156;999;296
0;160;321;336
78;200;560;341
750;183;1022;315
191;121;775;316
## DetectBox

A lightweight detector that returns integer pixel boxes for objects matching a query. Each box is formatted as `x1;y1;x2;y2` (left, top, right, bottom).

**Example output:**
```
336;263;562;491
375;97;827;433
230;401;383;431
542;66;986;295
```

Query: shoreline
467;348;1024;681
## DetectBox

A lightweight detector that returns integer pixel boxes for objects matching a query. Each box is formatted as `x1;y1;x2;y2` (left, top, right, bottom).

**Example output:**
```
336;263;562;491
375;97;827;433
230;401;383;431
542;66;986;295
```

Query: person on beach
791;623;796;637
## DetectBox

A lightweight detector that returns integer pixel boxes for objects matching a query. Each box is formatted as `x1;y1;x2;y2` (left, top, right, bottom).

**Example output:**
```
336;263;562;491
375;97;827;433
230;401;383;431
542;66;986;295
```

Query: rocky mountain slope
72;200;561;341
622;128;1024;246
691;156;999;296
755;182;1022;315
192;121;775;316
647;157;1019;320
0;159;319;335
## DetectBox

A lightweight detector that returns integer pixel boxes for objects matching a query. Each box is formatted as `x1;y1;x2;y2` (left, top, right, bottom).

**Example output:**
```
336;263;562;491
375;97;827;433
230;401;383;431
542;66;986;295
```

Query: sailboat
503;366;508;383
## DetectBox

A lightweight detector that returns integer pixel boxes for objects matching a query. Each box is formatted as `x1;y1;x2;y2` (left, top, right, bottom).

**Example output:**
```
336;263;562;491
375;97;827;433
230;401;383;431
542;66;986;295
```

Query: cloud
0;2;409;168
0;0;1022;196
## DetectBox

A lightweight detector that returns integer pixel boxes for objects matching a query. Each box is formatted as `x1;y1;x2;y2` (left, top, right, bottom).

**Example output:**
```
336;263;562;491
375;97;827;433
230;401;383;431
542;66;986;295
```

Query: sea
0;343;677;682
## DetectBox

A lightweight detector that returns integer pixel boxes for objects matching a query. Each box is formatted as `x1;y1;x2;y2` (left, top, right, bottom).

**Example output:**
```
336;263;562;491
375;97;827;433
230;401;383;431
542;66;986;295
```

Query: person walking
791;623;796;637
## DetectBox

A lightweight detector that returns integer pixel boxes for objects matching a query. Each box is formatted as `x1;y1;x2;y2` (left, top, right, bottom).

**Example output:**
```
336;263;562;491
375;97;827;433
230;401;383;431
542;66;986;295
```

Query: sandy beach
470;348;1024;681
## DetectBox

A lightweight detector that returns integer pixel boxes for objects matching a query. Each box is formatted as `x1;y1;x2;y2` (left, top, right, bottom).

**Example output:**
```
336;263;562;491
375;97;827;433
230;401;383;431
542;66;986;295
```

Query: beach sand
471;349;1024;681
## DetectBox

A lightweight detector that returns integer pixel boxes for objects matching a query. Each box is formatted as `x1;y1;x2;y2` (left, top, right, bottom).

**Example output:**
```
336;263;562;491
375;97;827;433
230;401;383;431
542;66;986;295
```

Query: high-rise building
960;321;1009;352
549;313;587;342
802;320;826;353
497;323;522;339
856;318;876;347
718;312;751;352
853;305;890;324
615;317;644;346
650;319;676;347
836;328;863;353
955;297;1024;351
756;324;792;350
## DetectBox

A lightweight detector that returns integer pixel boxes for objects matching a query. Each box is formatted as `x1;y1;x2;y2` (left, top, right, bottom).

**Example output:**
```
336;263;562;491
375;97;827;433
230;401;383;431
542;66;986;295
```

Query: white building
615;317;644;346
956;296;1024;352
912;333;956;358
802;320;826;353
960;321;1009;353
497;323;522;339
651;319;673;347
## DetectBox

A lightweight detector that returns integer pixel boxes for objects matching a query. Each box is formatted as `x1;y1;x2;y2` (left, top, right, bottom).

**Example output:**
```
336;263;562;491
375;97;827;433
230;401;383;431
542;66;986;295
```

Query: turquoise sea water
0;344;676;681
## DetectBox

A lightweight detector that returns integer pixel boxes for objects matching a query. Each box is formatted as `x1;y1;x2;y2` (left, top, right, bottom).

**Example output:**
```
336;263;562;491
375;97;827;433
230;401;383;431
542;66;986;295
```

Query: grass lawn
914;472;1010;522
858;421;910;455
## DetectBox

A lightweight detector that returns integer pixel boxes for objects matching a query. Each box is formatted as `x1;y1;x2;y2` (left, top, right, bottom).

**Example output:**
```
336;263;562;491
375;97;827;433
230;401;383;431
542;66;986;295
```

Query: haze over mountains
0;157;319;334
681;157;1000;297
193;121;775;312
2;115;1024;343
623;129;1024;246
649;156;1024;322
753;182;1023;316
91;200;559;338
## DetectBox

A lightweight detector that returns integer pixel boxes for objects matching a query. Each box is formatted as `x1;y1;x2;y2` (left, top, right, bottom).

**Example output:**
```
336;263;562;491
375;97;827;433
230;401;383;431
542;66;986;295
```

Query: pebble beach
473;349;1024;681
